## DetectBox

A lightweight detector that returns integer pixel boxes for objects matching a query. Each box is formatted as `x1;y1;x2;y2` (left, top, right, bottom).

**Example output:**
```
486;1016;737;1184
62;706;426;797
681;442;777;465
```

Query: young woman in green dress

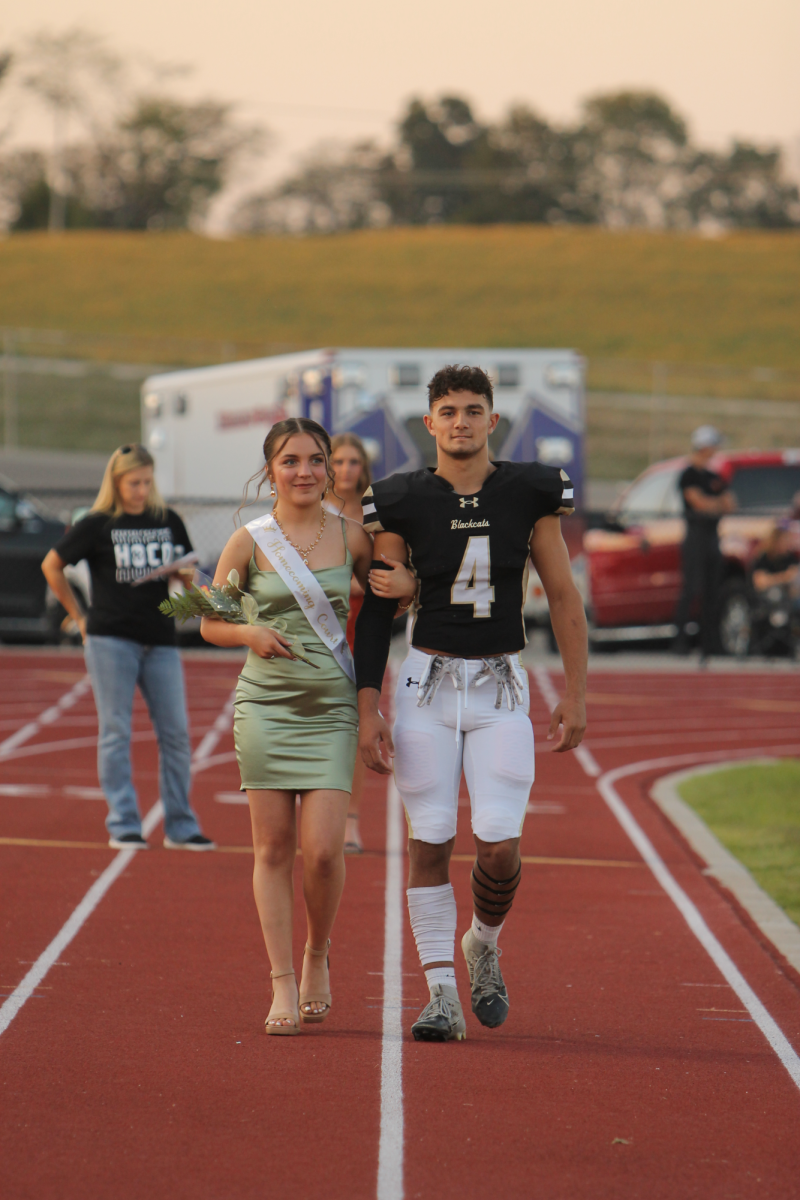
201;418;414;1035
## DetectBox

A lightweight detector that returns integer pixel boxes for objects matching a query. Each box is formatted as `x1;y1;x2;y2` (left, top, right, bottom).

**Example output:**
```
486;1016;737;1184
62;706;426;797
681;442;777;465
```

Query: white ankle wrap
407;883;457;967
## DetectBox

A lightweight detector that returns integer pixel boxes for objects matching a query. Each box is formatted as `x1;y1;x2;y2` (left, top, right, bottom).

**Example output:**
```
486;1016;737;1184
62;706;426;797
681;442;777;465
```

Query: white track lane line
377;775;405;1200
0;721;238;766
532;667;800;1093
0;690;235;1039
377;663;404;1200
532;666;601;777
0;675;93;758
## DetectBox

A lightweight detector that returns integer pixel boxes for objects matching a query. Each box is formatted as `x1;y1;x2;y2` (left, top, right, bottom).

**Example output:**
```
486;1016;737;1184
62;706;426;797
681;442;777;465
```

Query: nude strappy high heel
299;941;332;1024
266;967;301;1036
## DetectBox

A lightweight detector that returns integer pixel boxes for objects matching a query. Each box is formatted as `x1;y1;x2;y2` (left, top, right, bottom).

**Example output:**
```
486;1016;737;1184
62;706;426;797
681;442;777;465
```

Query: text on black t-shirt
54;508;193;646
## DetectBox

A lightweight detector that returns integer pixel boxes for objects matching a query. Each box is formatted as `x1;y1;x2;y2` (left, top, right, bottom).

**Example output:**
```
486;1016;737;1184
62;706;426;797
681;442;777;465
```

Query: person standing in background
750;520;800;654
41;444;214;852
673;426;736;660
752;522;800;594
330;433;374;855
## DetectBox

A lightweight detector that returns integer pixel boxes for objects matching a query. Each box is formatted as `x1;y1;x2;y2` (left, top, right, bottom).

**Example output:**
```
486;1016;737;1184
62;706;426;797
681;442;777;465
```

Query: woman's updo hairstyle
238;417;336;520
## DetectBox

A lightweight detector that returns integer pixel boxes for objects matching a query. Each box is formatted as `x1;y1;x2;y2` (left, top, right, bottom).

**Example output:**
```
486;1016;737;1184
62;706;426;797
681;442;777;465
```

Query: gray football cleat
461;929;510;1028
411;983;467;1042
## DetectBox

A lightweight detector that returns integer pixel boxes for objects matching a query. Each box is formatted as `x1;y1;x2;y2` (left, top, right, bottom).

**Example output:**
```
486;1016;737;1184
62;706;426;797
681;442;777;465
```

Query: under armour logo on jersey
459;496;479;508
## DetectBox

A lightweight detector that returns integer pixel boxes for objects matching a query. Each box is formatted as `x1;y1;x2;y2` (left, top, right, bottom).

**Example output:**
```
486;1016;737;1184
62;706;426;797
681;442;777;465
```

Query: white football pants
392;647;535;845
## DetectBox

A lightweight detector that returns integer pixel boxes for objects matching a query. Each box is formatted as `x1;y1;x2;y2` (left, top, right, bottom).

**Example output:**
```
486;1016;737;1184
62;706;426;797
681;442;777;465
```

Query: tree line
1;29;798;235
235;93;800;233
0;29;264;232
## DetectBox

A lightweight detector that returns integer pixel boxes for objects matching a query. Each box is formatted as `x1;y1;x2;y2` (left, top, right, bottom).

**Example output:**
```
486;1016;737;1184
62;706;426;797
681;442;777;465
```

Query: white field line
377;775;405;1200
651;764;800;977
581;727;800;752
377;669;404;1200
0;675;93;758
192;749;237;772
532;666;601;777
532;667;800;1093
0;691;235;1039
0;731;152;763
0;721;239;767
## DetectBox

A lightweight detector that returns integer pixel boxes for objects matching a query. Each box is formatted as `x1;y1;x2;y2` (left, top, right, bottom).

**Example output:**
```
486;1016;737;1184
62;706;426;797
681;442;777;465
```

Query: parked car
583;449;800;653
0;484;67;642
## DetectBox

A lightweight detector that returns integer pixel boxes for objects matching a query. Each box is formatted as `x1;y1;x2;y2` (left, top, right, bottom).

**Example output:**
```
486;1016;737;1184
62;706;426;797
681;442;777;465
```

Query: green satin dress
233;525;358;793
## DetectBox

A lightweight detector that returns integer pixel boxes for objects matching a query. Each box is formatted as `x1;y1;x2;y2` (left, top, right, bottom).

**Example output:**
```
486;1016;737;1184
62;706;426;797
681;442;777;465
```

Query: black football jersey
361;461;573;655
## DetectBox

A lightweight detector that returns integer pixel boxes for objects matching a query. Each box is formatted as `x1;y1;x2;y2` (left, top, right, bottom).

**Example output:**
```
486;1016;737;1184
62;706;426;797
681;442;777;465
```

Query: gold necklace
272;506;327;565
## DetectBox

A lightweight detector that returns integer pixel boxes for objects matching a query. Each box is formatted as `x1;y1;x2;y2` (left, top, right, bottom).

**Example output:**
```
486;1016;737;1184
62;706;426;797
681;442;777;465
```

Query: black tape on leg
471;859;521;920
473;860;521;888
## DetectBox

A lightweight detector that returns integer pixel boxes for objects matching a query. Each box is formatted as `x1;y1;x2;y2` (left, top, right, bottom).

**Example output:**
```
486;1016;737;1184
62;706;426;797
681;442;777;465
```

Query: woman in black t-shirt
42;444;213;852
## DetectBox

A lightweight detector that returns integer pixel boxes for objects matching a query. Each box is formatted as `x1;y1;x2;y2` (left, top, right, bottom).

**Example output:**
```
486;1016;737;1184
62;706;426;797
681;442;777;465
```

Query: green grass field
2;227;800;370
679;760;800;927
3;228;800;462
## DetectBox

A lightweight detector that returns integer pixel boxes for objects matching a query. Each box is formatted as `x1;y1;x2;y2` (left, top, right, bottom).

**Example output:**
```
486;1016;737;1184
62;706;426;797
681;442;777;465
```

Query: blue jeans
84;636;201;841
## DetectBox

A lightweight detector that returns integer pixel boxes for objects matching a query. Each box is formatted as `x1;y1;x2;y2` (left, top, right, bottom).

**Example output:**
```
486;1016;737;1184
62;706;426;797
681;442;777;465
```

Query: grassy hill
2;227;800;370
2;228;799;472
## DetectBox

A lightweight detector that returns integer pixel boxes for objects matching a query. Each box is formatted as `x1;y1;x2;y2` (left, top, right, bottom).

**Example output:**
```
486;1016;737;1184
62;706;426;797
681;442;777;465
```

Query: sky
3;0;800;213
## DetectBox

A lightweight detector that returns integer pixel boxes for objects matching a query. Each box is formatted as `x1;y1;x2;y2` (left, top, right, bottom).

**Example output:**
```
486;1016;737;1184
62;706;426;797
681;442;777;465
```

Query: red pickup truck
583;449;800;653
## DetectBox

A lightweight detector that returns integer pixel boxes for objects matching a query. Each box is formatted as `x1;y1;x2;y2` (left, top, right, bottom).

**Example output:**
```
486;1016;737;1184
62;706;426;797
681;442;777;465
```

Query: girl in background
330;434;372;855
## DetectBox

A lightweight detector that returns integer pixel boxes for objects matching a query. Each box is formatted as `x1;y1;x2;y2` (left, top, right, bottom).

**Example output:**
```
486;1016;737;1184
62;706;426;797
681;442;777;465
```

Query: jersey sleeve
360;486;383;534
527;463;574;518
360;474;412;536
554;468;575;515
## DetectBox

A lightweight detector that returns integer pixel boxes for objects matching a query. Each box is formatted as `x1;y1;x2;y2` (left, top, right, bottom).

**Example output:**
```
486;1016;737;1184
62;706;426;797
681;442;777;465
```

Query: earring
269;479;276;497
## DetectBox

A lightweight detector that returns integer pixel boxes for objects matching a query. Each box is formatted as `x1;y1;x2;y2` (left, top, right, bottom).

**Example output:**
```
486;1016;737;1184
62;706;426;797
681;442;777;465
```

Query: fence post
3;328;19;450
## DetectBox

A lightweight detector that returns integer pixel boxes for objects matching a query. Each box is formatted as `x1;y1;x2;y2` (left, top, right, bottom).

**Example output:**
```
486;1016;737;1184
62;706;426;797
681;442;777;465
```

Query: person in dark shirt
354;365;586;1042
749;522;800;654
42;443;213;852
752;523;800;593
673;426;735;659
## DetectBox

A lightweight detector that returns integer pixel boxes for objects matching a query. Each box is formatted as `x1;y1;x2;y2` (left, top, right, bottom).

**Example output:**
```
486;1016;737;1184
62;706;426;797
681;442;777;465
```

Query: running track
1;649;800;1199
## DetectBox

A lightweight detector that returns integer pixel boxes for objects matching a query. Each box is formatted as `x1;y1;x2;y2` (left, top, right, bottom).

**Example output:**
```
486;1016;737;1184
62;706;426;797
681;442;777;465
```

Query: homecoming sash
245;513;356;684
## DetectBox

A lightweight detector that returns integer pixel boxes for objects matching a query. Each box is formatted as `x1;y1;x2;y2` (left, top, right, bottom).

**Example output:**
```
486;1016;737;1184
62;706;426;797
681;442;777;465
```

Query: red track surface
2;650;800;1199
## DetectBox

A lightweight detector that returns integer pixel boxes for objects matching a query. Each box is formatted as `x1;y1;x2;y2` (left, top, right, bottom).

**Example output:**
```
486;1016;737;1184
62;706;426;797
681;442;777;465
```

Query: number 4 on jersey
451;536;495;618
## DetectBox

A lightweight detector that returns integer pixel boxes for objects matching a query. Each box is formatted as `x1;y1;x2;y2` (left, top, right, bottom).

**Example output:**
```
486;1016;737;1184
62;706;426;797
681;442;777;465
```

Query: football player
354;364;587;1041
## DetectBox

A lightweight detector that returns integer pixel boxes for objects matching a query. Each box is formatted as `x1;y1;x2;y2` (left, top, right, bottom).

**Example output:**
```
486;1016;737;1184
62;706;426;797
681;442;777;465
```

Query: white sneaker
411;983;467;1042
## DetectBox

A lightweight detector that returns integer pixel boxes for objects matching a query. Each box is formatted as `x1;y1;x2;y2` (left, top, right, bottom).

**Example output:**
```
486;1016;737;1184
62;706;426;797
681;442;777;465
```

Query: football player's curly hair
427;364;494;409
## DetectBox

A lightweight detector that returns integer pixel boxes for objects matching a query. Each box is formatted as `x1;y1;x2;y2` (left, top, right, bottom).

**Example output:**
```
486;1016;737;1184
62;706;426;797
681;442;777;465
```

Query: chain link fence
586;391;800;482
3;327;800;487
0;328;299;454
